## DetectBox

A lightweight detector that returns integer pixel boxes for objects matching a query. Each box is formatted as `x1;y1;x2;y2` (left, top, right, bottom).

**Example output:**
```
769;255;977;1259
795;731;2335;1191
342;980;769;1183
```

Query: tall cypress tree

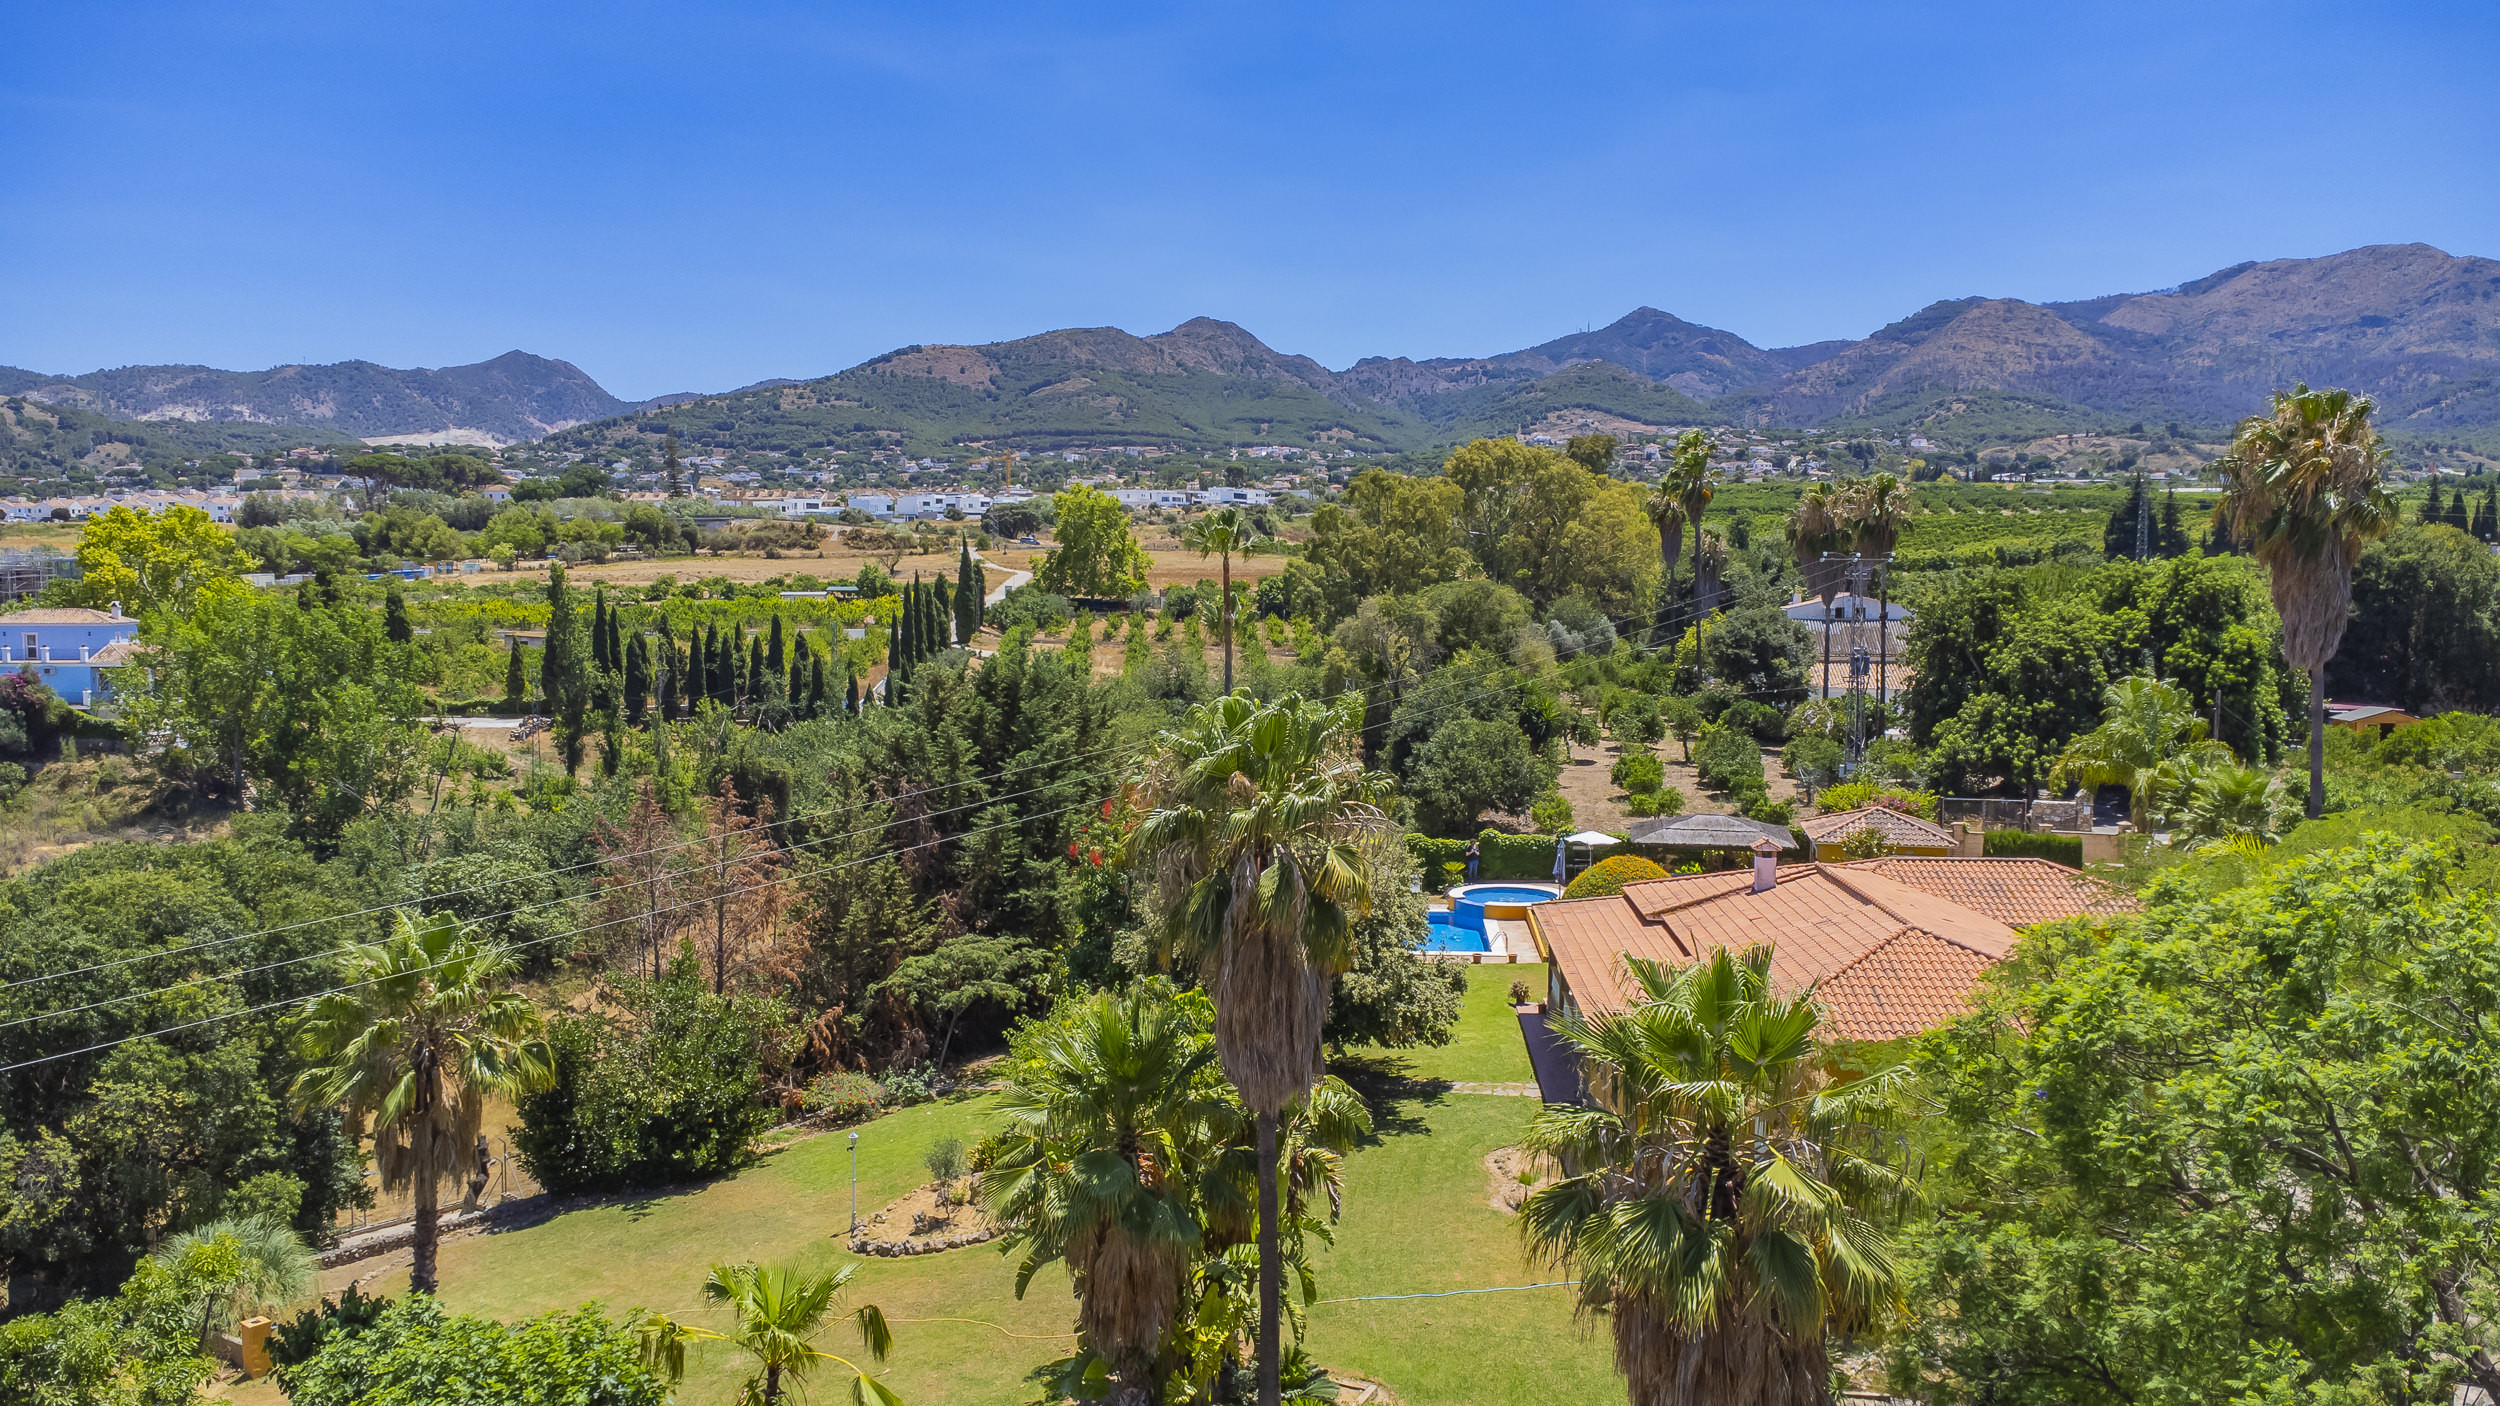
906;574;924;666
807;653;826;717
716;629;737;707
2482;485;2499;542
504;635;527;711
934;575;953;647
657;642;678;721
955;540;980;643
2446;486;2472;533
884;611;904;695
768;615;786;673
592;589;612;672
624;631;651;725
845;659;859;714
2157;487;2189;558
384;587;414;643
543;563;590;775
606;608;624;678
747;635;767;708
2424;480;2447;526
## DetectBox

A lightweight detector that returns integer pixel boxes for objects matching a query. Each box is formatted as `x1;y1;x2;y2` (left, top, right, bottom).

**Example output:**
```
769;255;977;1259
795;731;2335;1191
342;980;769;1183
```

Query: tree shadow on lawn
1327;1053;1456;1144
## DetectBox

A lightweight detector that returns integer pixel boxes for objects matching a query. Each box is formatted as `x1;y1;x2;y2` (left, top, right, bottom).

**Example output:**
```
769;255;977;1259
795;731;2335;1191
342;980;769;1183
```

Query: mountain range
0;351;632;446
11;244;2500;460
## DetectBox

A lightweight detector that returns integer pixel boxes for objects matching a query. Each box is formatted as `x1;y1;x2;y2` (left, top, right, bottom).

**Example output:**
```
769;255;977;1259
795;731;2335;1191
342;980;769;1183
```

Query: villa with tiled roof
1525;851;2138;1067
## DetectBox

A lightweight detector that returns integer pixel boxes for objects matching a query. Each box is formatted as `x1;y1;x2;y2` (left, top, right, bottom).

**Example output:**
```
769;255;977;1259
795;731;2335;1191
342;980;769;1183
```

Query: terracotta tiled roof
0;608;124;625
87;640;149;666
1527;862;2021;1039
1839;857;2138;927
1799;805;1954;848
1814;928;2002;1042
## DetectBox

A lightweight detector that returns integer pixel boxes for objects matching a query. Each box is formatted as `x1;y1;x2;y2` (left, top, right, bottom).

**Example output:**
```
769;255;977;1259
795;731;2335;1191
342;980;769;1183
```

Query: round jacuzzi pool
1443;881;1564;932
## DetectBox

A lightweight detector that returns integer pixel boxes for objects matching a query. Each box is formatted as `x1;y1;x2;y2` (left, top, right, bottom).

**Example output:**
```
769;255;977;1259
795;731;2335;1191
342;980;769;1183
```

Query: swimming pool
1443;881;1564;933
1423;913;1489;952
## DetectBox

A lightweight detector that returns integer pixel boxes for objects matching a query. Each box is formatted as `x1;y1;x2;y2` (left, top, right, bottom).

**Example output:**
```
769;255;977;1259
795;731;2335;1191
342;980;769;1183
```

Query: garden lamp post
849;1130;860;1234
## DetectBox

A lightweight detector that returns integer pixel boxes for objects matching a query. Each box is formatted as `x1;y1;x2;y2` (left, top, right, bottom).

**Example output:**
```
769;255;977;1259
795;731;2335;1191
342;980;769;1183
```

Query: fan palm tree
1128;692;1388;1406
1787;484;1848;699
982;983;1231;1405
2053;675;2216;834
1644;442;1694;646
639;1261;898;1406
2169;756;2298;849
1845;473;1914;696
152;1214;318;1350
1519;948;1915;1406
2216;384;2400;817
1664;431;1719;613
289;910;550;1296
1179;506;1268;695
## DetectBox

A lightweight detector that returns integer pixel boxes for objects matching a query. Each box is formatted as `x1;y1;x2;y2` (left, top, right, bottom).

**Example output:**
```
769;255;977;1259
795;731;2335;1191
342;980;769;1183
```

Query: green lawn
426;962;1616;1405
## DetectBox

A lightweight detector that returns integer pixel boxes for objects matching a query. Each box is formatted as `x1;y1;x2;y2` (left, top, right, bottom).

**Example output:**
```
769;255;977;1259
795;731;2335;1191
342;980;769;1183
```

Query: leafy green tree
1691;720;1766;796
514;956;788;1194
73;503;256;620
1565;433;1620;474
1404;716;1549;834
1445;438;1658;616
382;587;413;643
1131;693;1386;1406
1305;470;1472;616
1321;840;1465;1052
2331;522;2500;713
1037;485;1151;598
0;1237;249;1406
2216;384;2400;817
1698;604;1814;708
284;1296;670;1406
118;585;425;834
639;1262;896;1406
1521;948;1913;1406
1893;839;2500;1406
1660;693;1705;762
290;911;550;1296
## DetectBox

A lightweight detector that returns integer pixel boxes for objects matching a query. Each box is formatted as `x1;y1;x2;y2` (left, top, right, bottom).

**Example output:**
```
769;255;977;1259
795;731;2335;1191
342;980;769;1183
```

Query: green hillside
0;393;357;482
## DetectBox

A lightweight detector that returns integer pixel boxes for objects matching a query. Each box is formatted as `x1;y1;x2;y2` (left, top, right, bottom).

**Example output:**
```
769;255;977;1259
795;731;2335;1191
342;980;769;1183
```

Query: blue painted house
0;606;142;708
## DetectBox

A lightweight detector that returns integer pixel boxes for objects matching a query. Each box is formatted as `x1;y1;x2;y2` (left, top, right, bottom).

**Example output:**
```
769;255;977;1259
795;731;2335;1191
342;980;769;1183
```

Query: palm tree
2169;756;2298;849
1845;473;1914;699
1129;692;1387;1406
982;983;1230;1405
2053;675;2216;834
290;910;550;1296
1664;431;1719;613
1179;506;1267;695
1644;441;1693;646
152;1214;318;1350
1787;484;1847;699
2216;384;2400;818
1519;948;1915;1406
639;1262;898;1406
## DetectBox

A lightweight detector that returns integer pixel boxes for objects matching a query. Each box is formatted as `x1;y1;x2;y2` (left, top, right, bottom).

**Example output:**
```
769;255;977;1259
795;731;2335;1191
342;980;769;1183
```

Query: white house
847;493;898;518
1193;487;1274;507
1110;488;1192;510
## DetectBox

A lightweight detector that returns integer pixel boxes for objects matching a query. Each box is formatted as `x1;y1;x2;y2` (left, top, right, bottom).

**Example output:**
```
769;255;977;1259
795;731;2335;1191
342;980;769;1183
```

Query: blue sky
5;1;2495;401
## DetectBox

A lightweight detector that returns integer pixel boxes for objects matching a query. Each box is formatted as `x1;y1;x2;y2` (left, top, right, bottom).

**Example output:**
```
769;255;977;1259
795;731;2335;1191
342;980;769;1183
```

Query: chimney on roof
110;601;121;619
1751;837;1780;893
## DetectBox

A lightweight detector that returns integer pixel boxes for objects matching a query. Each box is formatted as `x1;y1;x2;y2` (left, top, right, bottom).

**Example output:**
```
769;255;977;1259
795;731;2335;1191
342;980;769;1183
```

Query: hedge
1983;829;2084;867
1407;830;1629;888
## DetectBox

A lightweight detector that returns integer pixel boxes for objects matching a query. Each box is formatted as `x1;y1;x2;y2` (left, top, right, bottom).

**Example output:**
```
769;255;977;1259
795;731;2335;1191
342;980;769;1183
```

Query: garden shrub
514;961;789;1194
1719;698;1787;744
277;1296;668;1406
1982;829;2084;866
1562;854;1669;899
1816;781;1941;819
1610;752;1665;795
800;1070;884;1124
1626;788;1686;818
986;586;1073;634
1692;722;1766;795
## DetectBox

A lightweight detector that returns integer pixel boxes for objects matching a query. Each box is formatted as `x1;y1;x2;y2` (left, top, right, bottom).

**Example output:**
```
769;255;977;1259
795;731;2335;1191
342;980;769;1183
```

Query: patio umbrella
1563;830;1618;879
1552;835;1566;884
